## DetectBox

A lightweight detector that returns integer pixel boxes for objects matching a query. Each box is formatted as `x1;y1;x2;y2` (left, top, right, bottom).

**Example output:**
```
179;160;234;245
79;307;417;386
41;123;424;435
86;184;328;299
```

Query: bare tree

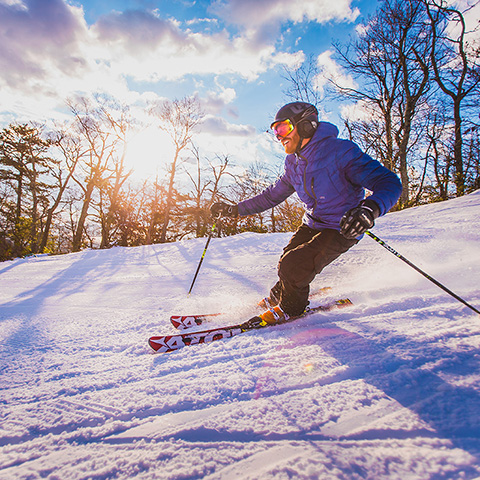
422;101;453;202
149;96;203;243
182;145;210;238
281;53;322;105
145;175;166;244
39;126;82;252
463;123;480;192
182;147;239;238
68;96;130;251
182;146;229;238
96;151;132;249
97;107;133;249
331;0;432;207
424;0;480;196
225;161;285;235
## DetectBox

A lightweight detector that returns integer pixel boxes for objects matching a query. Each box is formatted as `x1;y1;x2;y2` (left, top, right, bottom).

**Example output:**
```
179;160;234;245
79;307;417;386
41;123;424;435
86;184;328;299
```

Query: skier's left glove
340;199;380;239
210;202;239;218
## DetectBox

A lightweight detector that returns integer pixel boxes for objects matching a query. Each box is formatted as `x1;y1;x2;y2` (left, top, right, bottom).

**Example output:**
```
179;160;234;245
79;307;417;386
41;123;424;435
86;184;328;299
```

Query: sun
125;125;174;181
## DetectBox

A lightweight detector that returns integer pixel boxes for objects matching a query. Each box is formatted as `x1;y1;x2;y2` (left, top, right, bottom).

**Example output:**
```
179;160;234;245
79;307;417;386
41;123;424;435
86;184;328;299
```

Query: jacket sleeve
344;145;402;216
237;175;296;216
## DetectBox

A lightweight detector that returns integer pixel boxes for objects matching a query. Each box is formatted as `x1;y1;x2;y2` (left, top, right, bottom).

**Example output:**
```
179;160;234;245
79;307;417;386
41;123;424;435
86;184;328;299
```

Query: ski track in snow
1;191;480;479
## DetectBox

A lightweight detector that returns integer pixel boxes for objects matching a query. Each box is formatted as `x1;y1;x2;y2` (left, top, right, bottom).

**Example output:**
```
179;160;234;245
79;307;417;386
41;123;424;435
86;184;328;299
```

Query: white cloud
0;0;88;89
200;86;237;116
218;87;237;105
272;50;305;69
201;115;255;136
340;99;379;123
314;50;356;96
209;0;359;32
109;31;279;82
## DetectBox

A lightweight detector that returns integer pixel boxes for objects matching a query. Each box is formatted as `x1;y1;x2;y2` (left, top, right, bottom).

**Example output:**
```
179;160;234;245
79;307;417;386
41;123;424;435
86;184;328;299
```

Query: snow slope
1;191;480;480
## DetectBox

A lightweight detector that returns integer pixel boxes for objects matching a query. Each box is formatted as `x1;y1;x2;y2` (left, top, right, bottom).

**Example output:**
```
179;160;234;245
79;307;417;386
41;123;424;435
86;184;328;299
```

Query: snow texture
1;191;480;480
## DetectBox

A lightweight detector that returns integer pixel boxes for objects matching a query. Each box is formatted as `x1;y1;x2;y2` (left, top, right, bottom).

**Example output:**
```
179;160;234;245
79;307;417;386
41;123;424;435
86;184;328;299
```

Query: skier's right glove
340;199;380;239
210;202;239;218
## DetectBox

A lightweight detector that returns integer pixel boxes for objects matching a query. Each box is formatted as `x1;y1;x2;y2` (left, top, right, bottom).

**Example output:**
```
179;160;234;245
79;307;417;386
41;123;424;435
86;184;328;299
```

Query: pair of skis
149;297;353;353
170;286;334;330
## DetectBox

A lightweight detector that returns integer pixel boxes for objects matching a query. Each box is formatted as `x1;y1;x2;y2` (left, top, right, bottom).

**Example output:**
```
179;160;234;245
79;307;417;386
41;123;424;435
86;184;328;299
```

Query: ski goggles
271;119;294;139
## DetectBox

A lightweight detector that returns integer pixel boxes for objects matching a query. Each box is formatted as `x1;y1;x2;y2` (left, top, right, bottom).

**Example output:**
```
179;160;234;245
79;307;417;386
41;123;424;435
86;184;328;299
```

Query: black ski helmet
271;102;319;139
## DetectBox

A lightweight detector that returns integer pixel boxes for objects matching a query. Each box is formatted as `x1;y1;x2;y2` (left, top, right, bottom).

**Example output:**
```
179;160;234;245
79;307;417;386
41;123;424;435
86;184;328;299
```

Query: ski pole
188;215;221;295
366;231;480;315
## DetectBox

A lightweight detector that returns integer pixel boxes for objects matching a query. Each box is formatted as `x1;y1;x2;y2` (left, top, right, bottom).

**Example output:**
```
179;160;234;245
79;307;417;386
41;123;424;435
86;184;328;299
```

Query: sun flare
125;126;174;180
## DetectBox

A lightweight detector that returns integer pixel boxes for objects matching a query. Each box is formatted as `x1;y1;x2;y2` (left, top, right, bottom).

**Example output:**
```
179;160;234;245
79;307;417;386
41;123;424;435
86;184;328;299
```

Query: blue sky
0;0;381;178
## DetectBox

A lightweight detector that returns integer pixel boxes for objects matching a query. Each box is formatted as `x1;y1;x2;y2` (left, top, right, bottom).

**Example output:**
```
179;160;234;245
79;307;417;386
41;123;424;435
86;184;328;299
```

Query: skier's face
278;126;297;153
273;120;301;154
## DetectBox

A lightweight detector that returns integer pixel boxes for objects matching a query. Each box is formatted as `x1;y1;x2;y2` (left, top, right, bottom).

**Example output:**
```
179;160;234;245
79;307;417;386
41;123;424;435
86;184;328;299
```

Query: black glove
340;199;380;239
210;202;239;218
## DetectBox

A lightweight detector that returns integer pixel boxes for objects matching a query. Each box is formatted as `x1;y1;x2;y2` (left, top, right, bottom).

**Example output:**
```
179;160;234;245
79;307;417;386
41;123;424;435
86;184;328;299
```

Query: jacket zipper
298;152;318;211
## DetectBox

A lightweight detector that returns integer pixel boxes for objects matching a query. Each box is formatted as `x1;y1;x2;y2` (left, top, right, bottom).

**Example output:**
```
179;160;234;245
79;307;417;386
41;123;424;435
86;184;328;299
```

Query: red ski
150;298;352;353
170;312;222;329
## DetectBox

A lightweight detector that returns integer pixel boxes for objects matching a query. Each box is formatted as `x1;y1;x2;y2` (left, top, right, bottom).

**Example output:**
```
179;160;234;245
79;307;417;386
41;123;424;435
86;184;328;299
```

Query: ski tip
149;336;181;353
148;337;161;352
170;317;182;329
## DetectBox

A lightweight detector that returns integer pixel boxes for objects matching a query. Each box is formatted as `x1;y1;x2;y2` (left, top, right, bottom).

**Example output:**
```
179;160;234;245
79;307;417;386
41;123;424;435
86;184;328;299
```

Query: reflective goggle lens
272;119;294;138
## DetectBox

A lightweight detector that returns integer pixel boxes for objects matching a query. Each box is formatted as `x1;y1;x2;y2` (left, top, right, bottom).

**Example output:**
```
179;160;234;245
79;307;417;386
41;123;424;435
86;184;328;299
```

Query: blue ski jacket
238;122;402;231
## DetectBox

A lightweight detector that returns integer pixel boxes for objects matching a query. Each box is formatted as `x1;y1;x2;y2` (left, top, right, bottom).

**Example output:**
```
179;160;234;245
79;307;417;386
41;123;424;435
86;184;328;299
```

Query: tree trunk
72;181;94;252
160;151;179;243
453;99;464;196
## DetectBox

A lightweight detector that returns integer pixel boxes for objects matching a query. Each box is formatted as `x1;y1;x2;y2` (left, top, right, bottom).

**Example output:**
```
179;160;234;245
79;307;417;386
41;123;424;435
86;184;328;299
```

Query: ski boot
241;305;289;330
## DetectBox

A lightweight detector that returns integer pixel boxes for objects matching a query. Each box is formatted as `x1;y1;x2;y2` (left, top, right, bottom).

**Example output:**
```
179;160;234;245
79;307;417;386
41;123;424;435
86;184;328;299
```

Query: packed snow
1;191;480;480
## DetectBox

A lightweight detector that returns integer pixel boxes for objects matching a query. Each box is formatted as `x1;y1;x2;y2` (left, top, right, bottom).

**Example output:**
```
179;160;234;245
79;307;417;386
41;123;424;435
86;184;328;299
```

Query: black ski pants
270;225;358;316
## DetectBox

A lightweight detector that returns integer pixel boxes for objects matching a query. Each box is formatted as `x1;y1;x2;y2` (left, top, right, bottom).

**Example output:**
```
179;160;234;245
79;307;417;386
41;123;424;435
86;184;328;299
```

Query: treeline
1;0;479;261
0;96;302;260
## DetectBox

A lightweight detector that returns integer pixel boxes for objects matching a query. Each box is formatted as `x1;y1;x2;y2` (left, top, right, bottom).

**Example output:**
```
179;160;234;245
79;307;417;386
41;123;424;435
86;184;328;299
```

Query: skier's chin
283;139;297;154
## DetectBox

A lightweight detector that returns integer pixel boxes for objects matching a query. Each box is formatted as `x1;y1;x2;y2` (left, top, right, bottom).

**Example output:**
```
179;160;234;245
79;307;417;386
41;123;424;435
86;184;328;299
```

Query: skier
211;102;402;325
